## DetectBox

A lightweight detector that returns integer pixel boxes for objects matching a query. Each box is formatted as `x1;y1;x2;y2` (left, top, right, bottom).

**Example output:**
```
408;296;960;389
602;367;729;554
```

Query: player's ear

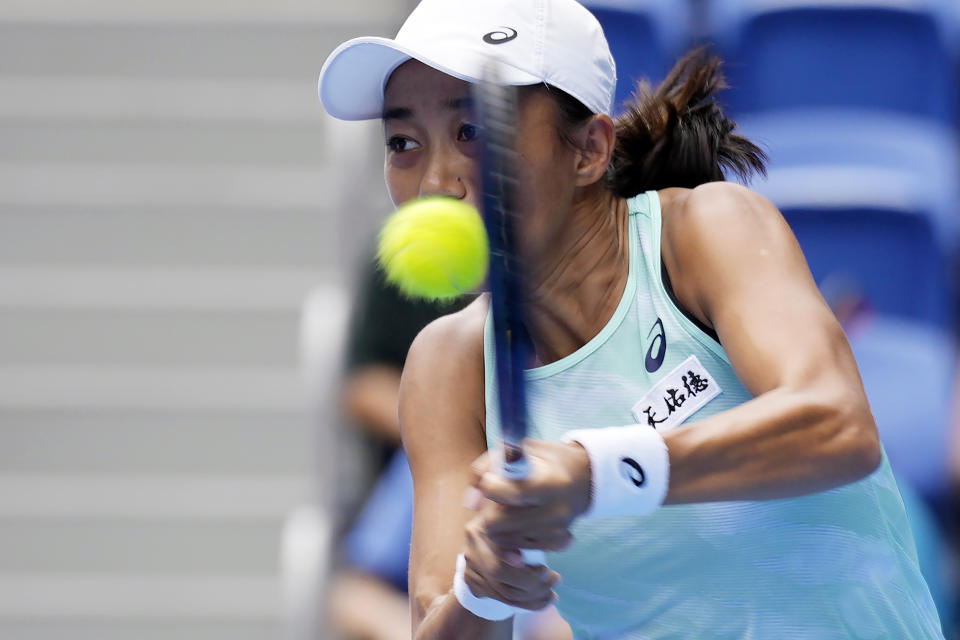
574;114;615;187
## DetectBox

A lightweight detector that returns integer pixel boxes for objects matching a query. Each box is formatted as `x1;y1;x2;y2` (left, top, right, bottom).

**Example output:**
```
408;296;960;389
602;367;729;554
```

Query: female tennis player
319;0;945;638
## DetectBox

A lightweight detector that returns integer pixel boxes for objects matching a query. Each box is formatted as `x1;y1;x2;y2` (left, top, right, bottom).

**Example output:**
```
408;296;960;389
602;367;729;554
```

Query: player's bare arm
402;298;555;638
658;181;881;502
401;298;500;638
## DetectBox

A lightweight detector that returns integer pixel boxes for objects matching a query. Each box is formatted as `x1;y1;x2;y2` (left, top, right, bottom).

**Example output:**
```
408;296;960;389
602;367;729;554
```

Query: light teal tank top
484;191;943;639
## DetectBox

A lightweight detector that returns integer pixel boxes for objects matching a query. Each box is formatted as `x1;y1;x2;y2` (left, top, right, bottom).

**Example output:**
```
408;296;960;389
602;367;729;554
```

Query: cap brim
318;36;541;121
318;37;411;121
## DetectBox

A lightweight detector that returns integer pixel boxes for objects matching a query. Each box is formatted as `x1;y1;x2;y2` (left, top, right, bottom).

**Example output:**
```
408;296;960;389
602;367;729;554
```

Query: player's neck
525;191;630;367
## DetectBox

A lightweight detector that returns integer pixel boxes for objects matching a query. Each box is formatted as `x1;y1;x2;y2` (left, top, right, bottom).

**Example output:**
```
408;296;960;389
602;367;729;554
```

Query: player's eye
386;136;420;153
458;123;481;143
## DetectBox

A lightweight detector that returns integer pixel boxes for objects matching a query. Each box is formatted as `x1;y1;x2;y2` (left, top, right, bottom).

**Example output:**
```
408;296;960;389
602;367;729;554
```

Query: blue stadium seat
783;202;952;327
737;109;959;240
709;0;960;124
733;110;958;328
847;315;956;499
581;0;691;113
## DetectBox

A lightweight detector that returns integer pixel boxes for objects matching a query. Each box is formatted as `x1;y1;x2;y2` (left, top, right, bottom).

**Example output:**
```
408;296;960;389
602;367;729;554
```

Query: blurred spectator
328;249;466;639
340;253;466;459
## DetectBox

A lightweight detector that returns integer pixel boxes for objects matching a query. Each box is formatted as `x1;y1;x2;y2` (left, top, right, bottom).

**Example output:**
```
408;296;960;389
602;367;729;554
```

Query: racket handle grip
520;548;546;565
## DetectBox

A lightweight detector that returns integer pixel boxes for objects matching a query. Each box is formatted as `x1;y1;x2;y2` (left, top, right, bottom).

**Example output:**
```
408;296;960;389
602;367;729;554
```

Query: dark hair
549;48;767;198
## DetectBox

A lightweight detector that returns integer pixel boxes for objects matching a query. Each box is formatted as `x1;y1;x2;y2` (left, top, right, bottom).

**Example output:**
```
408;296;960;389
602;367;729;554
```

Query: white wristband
562;425;669;518
453;553;515;621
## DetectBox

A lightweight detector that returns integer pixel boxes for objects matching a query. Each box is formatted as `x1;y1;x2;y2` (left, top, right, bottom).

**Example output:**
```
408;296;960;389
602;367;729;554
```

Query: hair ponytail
606;48;767;198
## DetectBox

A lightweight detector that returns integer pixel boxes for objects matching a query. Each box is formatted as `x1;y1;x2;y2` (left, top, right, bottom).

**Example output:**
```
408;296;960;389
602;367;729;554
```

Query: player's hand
467;440;591;552
460;513;561;611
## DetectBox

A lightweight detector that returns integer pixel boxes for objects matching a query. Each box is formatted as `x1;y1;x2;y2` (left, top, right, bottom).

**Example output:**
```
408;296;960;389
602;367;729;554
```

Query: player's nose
419;147;467;200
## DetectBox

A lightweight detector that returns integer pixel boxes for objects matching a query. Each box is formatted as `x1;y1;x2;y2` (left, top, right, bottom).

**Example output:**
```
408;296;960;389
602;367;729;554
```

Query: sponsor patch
631;355;722;431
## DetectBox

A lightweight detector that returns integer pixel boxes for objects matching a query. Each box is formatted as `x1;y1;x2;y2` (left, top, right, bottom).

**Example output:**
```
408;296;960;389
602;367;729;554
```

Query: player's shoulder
401;295;489;447
404;295;489;385
661;182;778;231
659;182;790;262
657;182;801;320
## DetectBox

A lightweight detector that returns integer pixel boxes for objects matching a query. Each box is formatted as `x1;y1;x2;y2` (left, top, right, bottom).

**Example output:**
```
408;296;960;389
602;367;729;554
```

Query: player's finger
502;572;561;611
485;522;566;550
546;531;575;552
463;486;483;510
470;451;493;486
464;517;530;576
462;564;556;611
462;549;538;588
541;531;574;552
483;514;548;539
465;556;558;598
477;471;532;507
473;564;560;610
463;528;549;584
478;501;575;550
510;590;557;612
489;528;574;552
480;500;567;532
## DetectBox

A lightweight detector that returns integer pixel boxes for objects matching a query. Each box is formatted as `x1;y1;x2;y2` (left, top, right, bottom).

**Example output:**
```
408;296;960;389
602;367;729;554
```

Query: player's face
382;60;581;259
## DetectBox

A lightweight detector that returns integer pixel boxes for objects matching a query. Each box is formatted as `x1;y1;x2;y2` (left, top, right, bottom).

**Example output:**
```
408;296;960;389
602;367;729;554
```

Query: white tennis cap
318;0;616;121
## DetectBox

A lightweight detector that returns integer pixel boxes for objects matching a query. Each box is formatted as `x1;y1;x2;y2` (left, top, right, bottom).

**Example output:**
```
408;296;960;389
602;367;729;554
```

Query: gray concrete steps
0;572;280;618
0;308;301;366
0;267;340;310
0;23;352;80
0;205;339;268
0;0;409;636
0;163;332;209
0;619;281;640
0;408;309;474
0;518;290;573
0;365;303;411
0;121;326;165
0;76;322;122
0;473;307;520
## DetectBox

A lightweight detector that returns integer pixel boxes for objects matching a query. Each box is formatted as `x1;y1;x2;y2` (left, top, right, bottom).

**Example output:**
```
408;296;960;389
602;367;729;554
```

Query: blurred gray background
0;1;407;638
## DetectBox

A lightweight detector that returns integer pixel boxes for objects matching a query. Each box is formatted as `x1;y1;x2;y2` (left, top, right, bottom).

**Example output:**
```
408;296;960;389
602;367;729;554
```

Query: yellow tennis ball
377;197;489;301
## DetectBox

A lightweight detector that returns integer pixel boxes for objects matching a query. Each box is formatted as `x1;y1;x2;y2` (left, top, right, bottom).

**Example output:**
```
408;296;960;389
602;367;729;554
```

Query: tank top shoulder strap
629;190;728;361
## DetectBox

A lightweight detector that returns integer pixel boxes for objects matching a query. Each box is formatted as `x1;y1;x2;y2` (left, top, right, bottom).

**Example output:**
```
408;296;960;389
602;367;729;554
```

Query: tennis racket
475;60;546;568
